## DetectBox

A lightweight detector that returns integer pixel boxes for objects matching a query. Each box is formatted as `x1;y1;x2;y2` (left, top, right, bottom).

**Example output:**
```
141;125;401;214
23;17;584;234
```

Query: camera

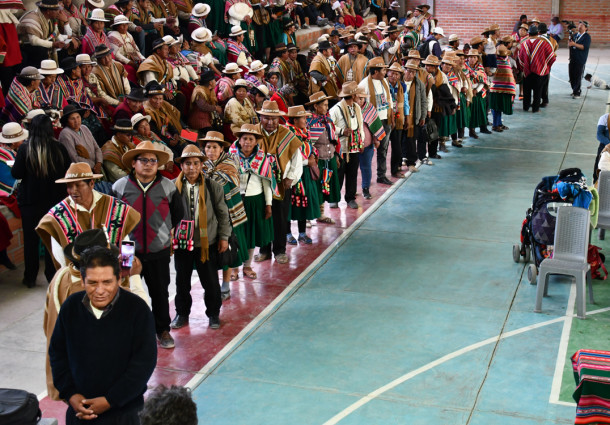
562;20;577;38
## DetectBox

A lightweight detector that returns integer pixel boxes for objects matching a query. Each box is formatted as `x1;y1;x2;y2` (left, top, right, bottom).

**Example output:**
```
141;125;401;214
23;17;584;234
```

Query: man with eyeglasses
112;141;186;349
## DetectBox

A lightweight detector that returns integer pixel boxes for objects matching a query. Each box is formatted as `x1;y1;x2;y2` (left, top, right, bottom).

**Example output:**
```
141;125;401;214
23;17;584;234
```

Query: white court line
549;285;576;405
550;73;571;85
184;167;415;390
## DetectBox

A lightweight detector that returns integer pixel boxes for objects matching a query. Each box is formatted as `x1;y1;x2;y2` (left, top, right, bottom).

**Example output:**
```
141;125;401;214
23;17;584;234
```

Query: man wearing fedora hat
330;81;365;208
36;161;142;268
379;25;402;65
336;39;367;86
49;246;156;425
568;21;591;99
137;38;176;99
1;67;44;123
42;228;148;401
92;44;132;108
309;40;339;99
386;62;407;177
402;60;428;171
112;141;186;348
254;100;303;264
102;119;138;183
17;0;67;67
358;56;394;185
170;143;231;330
114;88;147;121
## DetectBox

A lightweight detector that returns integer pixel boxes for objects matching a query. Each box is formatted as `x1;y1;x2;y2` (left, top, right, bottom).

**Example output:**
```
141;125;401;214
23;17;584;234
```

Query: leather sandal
242;267;257;279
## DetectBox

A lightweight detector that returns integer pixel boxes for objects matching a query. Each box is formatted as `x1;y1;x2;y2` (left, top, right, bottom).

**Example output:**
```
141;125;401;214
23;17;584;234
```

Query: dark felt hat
64;229;119;266
60;56;78;71
127;87;146;102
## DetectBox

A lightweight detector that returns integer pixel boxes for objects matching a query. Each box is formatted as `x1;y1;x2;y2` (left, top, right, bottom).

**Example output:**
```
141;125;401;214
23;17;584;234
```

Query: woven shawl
490;56;516;95
228;142;279;198
94;61;128;101
34;83;65;110
204;152;248;228
361;101;386;142
82;26;107;53
102;138;135;173
307;114;337;142
137;53;174;85
3;78;36;122
144;99;182;136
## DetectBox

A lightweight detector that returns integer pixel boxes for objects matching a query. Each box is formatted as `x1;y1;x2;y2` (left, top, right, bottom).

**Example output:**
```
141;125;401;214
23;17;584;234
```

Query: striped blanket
204;152;248;228
307;114;337;143
361;101;386;142
229;143;279;198
2;78;37;123
572;349;610;424
490;56;516;95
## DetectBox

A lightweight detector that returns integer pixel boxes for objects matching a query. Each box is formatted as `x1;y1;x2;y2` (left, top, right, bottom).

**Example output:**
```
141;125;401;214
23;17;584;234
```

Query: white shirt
262;128;303;184
358;77;391;120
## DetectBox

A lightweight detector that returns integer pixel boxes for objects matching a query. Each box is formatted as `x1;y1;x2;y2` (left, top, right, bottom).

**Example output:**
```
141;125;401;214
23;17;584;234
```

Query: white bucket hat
112;14;130;27
39;59;64;75
191;27;212;43
0;123;28;144
229;25;246;37
192;3;211;17
248;60;267;73
76;53;97;66
88;8;109;22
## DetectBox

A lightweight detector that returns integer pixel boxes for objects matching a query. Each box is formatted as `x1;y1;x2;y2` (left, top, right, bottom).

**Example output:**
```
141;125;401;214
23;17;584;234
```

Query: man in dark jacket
49;246;157;425
113;141;185;349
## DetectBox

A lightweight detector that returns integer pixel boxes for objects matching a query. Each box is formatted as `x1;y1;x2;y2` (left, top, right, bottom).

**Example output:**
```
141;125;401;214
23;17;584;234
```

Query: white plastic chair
596;170;610;240
534;206;594;319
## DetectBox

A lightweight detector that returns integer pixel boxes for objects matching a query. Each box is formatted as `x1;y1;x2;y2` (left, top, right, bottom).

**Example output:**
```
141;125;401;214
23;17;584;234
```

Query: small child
334;15;346;30
585;73;610;90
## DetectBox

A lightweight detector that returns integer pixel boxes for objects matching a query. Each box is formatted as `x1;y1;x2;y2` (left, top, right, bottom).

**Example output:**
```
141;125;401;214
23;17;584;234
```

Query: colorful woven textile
572;349;610;424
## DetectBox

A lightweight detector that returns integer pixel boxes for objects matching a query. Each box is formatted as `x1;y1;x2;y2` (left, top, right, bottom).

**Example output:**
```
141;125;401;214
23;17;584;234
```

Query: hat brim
256;109;286;116
112;20;131;26
422;60;440;65
287;112;312;118
305;94;334;105
122;148;171;169
234;129;263;138
0;129;28;144
39;68;64;75
230;30;247;37
64;241;119;266
175;152;208;163
132;115;152;128
55;172;104;183
249;65;268;73
88;16;110;22
199;138;232;147
36;1;60;9
59;108;86;126
223;68;242;74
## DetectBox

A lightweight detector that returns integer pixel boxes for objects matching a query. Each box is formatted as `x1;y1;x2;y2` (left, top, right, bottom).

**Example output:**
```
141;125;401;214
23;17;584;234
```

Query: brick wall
404;0;610;46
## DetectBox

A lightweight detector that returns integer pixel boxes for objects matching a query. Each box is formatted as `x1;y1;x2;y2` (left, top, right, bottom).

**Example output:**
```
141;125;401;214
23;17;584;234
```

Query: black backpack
418;38;432;58
0;389;41;425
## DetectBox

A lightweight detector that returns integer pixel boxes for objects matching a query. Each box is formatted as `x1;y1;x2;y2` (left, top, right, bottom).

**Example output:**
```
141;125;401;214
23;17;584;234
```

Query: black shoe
432;154;442;159
451;141;463;147
540;102;548;108
480;128;492;134
157;331;175;349
0;251;16;269
469;129;479;139
170;315;189;329
363;188;372;199
376;177;393;185
209;316;220;329
22;279;35;288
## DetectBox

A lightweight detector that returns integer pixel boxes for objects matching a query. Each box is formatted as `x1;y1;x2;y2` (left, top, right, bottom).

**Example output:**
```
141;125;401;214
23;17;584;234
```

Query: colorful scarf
307;113;337;142
204;151;248;227
56;75;101;116
3;78;36;122
34;83;65;110
229;143;279;198
490;56;516;95
360;101;386;142
82;26;107;52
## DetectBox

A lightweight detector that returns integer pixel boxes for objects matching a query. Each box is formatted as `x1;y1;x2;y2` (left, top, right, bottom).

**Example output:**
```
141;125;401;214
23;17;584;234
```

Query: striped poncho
465;62;488;98
204;151;248;228
2;78;38;123
490;56;516;95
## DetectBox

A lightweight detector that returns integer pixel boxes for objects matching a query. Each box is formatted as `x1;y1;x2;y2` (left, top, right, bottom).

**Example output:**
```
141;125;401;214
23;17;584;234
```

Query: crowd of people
0;0;599;422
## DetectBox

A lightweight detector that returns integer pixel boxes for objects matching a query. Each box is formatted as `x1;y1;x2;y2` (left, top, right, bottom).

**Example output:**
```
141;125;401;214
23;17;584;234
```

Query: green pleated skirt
456;92;471;129
290;166;321;221
228;223;250;268
489;92;514;115
202;0;230;37
242;192;274;249
469;93;488;129
318;157;341;203
439;112;457;137
269;19;284;47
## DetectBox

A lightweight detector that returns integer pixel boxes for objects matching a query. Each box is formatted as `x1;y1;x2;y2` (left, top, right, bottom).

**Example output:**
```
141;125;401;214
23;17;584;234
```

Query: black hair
26;114;70;179
520;14;527;20
585;73;592;80
79;246;121;281
139;385;197;425
17;75;35;87
369;67;382;75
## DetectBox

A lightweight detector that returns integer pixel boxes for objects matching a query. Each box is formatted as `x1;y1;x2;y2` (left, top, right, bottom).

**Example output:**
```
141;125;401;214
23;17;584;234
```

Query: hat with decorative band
256;100;286;116
55;162;103;183
235;123;263;138
112;14;130;26
144;80;165;96
112;119;134;133
305;91;334;105
191;27;212;43
175;144;208;163
199;131;231;147
223;62;241;74
338;81;358;97
19;66;44;80
92;44;112;59
421;54;441;65
122;140;171;168
287;105;312;118
0;123;28;144
249;60;267;73
88;8;109;22
192;3;211;17
39;59;64;75
75;54;97;66
131;113;152;128
229;25;247;37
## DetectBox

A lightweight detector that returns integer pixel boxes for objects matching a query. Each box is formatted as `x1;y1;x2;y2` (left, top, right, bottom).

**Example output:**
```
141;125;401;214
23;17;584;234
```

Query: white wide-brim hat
112;14;130;26
192;3;211;17
228;2;253;21
39;59;64;75
248;60;267;73
229;25;247;37
0;123;28;144
191;27;212;43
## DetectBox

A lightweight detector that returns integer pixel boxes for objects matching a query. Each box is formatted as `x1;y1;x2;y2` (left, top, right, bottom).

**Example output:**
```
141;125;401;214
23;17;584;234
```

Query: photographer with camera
568;20;591;99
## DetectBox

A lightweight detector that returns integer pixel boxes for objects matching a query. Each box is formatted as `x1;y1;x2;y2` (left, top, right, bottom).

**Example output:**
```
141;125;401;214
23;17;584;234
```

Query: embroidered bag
588;244;607;280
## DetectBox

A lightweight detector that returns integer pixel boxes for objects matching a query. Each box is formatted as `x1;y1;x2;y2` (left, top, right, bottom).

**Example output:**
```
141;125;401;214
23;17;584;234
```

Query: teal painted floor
190;62;610;424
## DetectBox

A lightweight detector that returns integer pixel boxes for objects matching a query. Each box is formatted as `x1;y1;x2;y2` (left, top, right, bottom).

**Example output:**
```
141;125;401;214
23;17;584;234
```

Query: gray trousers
376;121;392;179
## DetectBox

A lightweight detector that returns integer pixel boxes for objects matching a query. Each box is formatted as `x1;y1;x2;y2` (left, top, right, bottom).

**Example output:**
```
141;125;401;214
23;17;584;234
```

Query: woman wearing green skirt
286;105;321;244
229;123;277;278
306;91;341;224
465;51;491;139
202;131;249;300
489;45;516;132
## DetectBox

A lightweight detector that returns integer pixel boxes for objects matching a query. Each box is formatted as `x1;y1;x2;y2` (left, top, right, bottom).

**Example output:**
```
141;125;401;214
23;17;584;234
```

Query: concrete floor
2;48;609;424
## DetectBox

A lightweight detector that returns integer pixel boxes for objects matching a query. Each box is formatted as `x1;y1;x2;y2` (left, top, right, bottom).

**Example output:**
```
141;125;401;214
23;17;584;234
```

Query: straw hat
489;23;500;31
229;25;246;37
76;54;97;66
256;100;286;116
199;131;231;147
55;162;103;183
421;54;441;66
470;35;485;45
528;17;540;24
192;3;211;17
131;113;152;129
387;62;404;74
112;14;130;26
191;27;212;43
367;57;388;69
88;8;109;22
249;60;267;73
519;24;529;30
448;34;459;43
405;19;416;28
175;144;207;163
404;61;419;71
441;57;455;66
122;140;171;168
305;91;334;105
407;50;421;59
39;59;64;75
223;62;241;74
0;123;28;144
432;27;444;37
496;45;511;57
501;35;514;43
286;105;312;118
355;87;369;98
235;123;262;138
338;81;358;97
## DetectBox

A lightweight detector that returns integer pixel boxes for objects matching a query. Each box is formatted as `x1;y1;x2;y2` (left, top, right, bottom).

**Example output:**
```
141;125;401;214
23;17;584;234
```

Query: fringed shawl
204;151;248;227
